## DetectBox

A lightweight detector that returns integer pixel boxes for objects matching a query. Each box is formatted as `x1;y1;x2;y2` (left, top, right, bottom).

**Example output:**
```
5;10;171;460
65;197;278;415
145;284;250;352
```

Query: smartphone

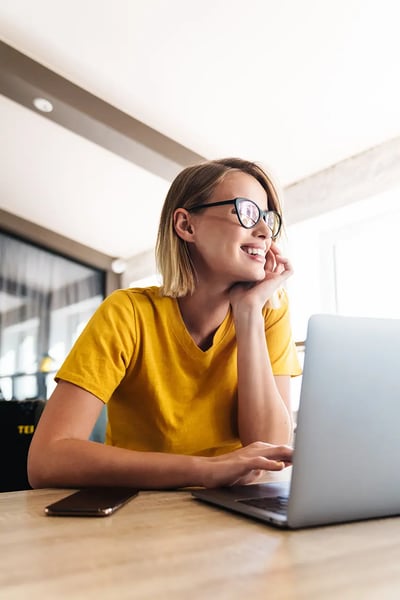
44;487;139;517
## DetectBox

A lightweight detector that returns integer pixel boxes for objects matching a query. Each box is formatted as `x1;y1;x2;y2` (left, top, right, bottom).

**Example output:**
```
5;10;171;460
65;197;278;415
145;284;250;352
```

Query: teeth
242;247;265;257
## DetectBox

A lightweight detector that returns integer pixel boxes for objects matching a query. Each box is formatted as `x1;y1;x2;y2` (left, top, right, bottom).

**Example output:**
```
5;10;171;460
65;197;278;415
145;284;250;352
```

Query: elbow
239;418;293;447
276;422;294;447
27;442;53;489
280;419;294;446
27;453;43;489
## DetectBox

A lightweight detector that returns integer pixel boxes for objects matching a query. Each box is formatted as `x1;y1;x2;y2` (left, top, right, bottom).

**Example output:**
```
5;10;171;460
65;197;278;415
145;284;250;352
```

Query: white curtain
0;232;104;401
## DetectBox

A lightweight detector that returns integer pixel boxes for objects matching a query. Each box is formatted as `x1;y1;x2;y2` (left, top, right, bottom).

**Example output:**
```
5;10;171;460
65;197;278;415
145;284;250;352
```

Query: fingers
265;245;293;279
204;443;293;488
275;255;293;277
247;456;287;471
245;441;293;462
265;250;276;273
237;442;293;475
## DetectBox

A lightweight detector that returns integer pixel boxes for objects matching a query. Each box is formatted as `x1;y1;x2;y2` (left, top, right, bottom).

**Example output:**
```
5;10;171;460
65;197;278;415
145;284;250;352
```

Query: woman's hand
199;441;293;488
229;242;293;312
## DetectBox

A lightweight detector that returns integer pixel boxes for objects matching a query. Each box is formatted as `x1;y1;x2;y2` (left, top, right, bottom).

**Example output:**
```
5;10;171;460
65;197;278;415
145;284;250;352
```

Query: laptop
192;314;400;529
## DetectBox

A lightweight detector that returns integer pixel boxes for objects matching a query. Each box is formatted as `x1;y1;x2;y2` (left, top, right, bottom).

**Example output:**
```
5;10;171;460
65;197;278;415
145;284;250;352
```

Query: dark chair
0;399;45;492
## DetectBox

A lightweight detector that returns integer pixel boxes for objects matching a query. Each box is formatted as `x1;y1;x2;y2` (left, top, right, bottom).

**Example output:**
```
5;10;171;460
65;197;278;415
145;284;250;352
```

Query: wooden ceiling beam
0;41;205;181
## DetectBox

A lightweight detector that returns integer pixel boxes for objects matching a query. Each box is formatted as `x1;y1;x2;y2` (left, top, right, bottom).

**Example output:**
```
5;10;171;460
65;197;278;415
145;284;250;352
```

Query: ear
173;208;195;241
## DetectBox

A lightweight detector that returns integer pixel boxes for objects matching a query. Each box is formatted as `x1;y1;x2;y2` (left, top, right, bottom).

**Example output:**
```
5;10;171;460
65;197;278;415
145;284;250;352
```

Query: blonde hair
155;158;283;298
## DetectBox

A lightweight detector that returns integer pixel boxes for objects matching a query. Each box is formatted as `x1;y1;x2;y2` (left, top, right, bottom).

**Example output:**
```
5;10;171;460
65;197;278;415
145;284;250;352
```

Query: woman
28;158;301;490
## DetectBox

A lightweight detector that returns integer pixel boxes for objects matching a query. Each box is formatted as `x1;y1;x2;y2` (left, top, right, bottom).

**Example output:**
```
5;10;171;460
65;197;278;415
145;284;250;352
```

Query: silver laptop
192;314;400;528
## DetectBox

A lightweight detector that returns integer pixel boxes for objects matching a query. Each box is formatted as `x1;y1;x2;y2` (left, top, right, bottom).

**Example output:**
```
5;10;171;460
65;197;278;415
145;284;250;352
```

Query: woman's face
187;171;273;286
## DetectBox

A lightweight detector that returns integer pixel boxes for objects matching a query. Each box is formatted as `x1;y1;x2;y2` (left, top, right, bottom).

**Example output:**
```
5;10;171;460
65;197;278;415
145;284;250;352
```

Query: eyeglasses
188;198;282;239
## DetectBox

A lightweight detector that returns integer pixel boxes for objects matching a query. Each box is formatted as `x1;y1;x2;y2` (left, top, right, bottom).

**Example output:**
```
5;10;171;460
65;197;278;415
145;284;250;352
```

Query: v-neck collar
169;298;233;356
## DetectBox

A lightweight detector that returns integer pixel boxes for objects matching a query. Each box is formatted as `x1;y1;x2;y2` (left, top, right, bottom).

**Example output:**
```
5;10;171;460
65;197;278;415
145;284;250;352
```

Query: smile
241;246;266;258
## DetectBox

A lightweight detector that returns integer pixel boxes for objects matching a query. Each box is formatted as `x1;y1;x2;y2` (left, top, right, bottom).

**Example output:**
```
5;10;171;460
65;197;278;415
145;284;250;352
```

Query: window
0;231;105;400
286;186;400;410
286;186;400;340
0;318;38;400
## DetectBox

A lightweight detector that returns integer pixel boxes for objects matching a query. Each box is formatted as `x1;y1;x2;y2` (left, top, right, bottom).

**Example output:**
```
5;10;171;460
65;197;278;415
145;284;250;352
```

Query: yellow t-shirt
56;286;301;456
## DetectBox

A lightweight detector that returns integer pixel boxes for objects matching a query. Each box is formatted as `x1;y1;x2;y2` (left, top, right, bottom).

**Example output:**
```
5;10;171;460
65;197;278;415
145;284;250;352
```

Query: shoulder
104;286;174;316
104;286;162;307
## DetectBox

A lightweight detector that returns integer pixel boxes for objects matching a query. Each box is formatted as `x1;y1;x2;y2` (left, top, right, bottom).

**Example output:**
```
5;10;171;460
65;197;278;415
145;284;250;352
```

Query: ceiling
1;0;400;261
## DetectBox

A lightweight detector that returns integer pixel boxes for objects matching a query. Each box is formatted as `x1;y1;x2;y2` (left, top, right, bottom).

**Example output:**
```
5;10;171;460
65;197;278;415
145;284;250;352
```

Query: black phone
44;487;139;517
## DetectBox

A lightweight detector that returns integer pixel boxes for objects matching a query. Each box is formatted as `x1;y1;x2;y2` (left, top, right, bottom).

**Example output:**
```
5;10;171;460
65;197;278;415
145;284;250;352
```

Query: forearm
234;310;292;445
27;381;293;491
28;437;295;490
28;438;204;490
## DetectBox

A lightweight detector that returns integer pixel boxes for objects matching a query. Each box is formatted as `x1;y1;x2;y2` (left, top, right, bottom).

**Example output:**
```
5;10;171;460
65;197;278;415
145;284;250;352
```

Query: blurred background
1;0;400;408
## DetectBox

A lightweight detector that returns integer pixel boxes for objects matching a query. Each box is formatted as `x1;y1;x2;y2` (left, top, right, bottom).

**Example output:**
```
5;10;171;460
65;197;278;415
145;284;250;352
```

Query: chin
236;270;265;284
249;266;266;281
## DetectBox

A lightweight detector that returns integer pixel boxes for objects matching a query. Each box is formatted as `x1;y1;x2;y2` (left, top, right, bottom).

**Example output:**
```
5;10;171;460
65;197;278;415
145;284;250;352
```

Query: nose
253;218;273;239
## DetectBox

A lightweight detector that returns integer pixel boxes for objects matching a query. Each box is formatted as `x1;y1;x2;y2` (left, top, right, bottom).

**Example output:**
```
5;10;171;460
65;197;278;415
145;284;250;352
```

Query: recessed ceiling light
33;97;54;113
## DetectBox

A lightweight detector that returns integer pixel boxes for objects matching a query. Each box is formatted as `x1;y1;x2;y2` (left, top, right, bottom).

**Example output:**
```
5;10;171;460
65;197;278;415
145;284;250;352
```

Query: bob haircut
155;158;283;298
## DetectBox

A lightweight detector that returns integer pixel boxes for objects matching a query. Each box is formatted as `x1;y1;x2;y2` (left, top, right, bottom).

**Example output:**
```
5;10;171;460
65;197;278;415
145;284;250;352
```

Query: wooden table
1;487;400;599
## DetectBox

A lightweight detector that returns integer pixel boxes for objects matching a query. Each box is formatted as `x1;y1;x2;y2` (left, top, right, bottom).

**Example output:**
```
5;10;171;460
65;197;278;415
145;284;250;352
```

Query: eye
267;214;275;227
238;202;258;225
240;214;255;227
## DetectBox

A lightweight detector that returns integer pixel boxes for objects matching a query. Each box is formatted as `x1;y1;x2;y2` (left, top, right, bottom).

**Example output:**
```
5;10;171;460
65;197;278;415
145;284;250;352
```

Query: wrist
190;455;223;488
191;455;212;488
232;307;264;331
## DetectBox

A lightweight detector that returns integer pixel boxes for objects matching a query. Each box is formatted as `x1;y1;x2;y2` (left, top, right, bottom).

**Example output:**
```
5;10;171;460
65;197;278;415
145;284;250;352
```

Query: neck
177;285;231;351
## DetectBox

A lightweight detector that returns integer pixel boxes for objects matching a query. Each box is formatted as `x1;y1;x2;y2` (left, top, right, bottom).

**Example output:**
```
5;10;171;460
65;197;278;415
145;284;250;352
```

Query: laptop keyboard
237;495;289;515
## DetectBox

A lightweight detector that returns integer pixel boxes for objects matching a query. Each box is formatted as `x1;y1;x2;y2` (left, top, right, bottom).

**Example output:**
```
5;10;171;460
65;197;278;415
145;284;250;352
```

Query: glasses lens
236;199;260;228
236;199;281;237
263;211;281;238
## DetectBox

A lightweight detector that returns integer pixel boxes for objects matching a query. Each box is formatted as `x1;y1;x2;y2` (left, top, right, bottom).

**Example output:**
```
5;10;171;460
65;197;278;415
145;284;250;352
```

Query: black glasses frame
188;198;282;239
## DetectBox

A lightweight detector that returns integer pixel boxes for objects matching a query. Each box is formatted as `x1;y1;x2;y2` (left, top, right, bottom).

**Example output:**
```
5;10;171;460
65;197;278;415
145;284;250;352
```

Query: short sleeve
264;289;302;376
55;290;136;402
